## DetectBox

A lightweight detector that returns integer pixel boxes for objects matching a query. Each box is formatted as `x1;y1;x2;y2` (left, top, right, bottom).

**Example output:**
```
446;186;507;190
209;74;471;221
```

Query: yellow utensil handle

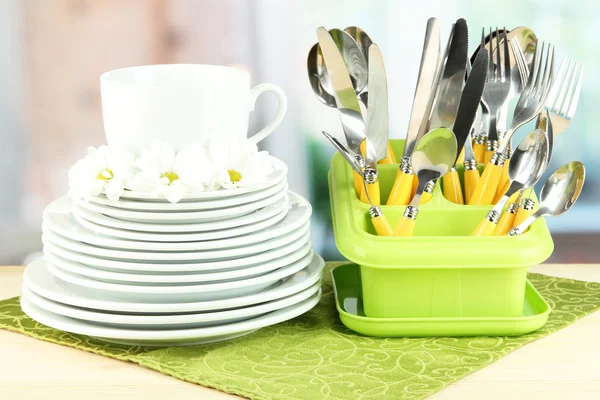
471;217;497;236
514;206;534;228
359;180;381;205
394;215;416;236
463;168;480;205
411;174;419;198
386;170;413;205
456;147;465;164
442;170;464;205
353;171;363;197
420;190;433;204
494;207;517;236
494;161;510;201
467;162;503;205
378;143;397;164
473;142;486;164
493;178;510;204
484;149;494;165
371;214;393;236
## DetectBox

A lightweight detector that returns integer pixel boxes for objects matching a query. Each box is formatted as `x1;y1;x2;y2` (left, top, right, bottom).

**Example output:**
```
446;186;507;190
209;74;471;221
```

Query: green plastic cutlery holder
328;140;554;318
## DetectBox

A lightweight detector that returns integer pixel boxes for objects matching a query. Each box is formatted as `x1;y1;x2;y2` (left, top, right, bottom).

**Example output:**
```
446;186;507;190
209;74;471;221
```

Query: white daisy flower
207;138;274;189
68;145;134;201
131;139;213;203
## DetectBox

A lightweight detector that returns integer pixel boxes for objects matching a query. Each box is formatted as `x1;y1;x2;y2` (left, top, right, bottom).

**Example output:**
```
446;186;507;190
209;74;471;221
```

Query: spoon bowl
538;161;585;218
507;129;549;190
411;128;458;188
307;44;336;107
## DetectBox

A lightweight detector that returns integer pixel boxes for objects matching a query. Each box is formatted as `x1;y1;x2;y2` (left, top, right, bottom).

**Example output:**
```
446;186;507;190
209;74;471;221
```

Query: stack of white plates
21;159;324;346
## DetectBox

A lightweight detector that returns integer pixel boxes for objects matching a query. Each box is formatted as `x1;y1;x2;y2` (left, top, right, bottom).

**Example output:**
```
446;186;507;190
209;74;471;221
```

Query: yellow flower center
161;172;179;184
228;170;242;183
96;169;113;181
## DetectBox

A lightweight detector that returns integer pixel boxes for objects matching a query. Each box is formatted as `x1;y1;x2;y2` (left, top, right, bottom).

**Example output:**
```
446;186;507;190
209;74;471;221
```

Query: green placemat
1;263;600;400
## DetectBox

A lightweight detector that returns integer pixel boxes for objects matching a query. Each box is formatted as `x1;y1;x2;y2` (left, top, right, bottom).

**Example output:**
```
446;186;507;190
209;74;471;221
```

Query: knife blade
366;43;389;162
316;27;372;165
452;49;489;162
429;18;469;130
402;17;440;159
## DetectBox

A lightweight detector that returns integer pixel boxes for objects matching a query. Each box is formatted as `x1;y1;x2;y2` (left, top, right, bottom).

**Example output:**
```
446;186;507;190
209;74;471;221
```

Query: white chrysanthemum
207;138;274;189
131;139;213;203
68;146;134;201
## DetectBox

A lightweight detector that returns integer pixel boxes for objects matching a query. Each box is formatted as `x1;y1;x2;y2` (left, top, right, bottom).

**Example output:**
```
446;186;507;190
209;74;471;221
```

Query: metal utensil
322;131;393;236
443;48;489;205
307;29;369;108
546;57;583;136
513;57;582;228
481;27;512;163
317;27;380;204
344;26;373;105
366;44;390;164
429;18;469;130
394;128;457;236
307;43;336;107
468;39;555;205
387;18;440;206
509;161;585;236
472;129;549;236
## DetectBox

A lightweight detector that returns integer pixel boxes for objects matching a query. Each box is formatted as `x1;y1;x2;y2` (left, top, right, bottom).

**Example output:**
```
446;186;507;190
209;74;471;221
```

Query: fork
468;39;555;205
546;57;583;136
482;28;512;164
512;56;583;228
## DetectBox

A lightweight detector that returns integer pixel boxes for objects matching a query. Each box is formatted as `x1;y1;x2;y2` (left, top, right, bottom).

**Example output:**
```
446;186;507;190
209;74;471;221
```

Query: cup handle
248;83;287;143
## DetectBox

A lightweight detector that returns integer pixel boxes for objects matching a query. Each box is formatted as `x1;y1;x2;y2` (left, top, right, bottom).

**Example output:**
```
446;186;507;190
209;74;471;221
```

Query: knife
317;26;380;205
366;44;390;164
429;18;469;130
322;131;392;236
386;18;440;206
442;46;490;206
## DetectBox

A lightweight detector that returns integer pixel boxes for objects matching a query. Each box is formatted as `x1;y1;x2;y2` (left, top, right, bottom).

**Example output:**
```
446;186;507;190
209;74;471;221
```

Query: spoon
508;161;585;236
394;128;457;236
509;109;555;231
472;129;549;236
322;131;392;236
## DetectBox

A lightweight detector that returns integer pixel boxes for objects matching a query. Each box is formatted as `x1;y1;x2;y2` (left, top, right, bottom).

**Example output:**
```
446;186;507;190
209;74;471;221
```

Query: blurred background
0;0;597;264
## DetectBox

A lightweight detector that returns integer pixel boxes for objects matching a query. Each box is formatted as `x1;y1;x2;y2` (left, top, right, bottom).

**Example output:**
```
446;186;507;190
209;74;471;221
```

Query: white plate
44;252;314;302
43;241;313;284
72;204;288;242
44;193;311;251
73;193;289;233
24;254;324;313
20;289;321;346
74;185;288;224
22;281;321;329
118;156;287;202
42;233;312;272
42;222;310;262
89;179;287;211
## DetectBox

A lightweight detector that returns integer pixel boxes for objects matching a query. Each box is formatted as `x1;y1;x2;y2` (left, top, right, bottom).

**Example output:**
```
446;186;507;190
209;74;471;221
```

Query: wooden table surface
1;264;600;399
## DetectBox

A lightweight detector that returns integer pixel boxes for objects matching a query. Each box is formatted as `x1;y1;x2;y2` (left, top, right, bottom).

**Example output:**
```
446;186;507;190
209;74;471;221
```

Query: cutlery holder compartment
328;139;554;318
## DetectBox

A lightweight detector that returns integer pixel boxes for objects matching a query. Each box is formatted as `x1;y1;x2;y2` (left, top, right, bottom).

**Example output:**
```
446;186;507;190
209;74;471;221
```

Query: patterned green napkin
1;262;600;400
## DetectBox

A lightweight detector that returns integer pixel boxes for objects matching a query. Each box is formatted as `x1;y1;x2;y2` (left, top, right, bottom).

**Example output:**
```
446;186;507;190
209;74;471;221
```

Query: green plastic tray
328;139;554;319
331;263;551;337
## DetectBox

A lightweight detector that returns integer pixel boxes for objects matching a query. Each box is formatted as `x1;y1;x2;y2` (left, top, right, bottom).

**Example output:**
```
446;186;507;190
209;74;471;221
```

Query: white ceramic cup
100;64;287;154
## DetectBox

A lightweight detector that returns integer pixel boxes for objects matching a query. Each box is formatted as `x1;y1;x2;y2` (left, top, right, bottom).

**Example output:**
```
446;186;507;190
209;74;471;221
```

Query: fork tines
547;57;584;119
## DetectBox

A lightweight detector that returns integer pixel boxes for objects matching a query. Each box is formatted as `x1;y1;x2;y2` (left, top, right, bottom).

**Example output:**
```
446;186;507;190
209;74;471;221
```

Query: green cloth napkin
1;262;600;400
